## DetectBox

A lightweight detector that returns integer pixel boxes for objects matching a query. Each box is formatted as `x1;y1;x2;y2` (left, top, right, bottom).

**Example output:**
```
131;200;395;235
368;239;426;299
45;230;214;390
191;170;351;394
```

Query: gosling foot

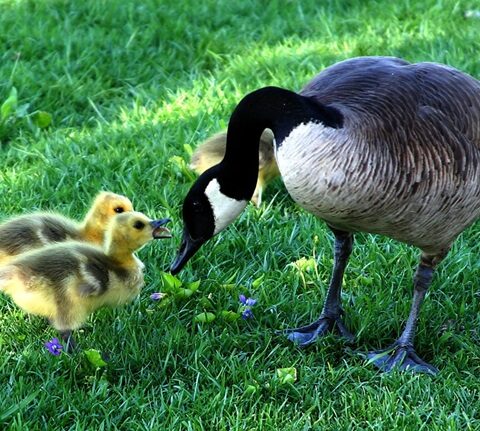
283;315;354;347
59;330;77;353
366;343;438;375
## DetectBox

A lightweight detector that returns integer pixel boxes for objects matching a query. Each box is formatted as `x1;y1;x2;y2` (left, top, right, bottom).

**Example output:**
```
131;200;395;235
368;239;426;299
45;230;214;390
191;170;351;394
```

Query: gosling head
82;192;135;244
105;211;171;255
90;191;134;220
170;167;248;274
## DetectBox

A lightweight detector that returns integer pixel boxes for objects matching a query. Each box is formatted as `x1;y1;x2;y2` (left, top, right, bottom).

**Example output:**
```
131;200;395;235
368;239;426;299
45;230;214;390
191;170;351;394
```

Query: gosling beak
170;229;203;275
150;218;172;239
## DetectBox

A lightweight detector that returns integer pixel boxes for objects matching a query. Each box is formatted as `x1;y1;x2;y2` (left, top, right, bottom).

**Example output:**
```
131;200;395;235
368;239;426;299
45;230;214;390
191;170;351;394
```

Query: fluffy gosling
0;211;170;351
0;191;133;265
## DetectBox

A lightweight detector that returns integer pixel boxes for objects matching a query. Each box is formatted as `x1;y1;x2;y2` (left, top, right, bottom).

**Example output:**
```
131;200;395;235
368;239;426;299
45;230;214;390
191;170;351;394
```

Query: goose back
276;57;480;255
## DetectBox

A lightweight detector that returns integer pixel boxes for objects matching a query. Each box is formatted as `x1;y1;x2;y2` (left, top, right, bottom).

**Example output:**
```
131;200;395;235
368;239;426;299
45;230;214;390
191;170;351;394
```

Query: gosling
0;211;171;351
0;191;133;265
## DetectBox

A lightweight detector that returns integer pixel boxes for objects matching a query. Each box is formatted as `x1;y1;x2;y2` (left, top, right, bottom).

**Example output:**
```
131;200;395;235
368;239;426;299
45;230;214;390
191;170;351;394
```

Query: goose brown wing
301;57;480;151
411;62;480;148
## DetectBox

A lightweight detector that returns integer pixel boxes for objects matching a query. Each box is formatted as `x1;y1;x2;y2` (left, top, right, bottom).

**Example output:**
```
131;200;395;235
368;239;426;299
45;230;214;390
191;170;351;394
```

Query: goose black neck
218;86;343;200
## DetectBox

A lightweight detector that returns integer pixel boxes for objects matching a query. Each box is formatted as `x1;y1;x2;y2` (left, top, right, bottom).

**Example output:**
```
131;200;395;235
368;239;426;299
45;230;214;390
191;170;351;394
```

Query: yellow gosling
0;191;133;265
0;211;171;351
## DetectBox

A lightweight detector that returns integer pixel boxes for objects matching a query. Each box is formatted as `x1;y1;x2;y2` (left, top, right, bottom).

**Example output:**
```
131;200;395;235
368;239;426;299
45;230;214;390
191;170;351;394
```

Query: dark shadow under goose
170;56;480;374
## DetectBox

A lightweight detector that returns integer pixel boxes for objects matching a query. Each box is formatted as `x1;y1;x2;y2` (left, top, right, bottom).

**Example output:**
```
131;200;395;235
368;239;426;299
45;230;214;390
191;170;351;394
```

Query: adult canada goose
190;129;279;206
0;212;171;351
170;56;480;374
0;191;133;265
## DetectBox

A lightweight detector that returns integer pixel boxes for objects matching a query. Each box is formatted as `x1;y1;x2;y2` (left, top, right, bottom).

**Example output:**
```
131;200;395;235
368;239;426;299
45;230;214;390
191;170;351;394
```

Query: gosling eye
133;221;145;230
114;207;124;214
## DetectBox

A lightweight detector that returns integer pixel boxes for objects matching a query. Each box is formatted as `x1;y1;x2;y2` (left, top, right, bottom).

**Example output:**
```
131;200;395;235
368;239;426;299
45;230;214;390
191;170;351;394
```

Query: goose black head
170;165;248;274
170;86;337;274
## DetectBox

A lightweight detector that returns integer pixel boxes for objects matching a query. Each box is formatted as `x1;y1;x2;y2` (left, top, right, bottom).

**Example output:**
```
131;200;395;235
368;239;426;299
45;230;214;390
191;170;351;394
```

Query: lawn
1;0;480;429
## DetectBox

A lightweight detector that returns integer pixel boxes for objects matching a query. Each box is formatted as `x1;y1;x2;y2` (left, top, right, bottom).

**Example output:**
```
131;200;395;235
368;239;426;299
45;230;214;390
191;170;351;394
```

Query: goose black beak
151;218;172;239
170;230;204;274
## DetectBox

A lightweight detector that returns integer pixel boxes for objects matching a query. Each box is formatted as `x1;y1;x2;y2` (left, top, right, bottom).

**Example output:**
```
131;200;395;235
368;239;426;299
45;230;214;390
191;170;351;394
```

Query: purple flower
44;338;63;356
239;295;257;307
239;294;257;320
241;308;254;320
150;292;166;301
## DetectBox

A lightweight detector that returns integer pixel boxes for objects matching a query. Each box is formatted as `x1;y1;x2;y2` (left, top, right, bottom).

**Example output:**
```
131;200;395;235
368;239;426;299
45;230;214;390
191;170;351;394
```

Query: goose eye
133;221;145;230
114;207;124;213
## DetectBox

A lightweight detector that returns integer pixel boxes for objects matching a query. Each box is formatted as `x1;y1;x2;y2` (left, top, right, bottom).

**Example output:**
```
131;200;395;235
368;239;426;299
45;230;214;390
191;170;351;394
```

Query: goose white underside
275;121;480;253
276;122;432;234
276;121;352;215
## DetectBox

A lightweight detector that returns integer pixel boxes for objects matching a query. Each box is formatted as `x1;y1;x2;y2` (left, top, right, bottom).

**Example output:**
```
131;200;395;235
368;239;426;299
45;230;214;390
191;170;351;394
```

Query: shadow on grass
1;2;480;428
1;0;478;138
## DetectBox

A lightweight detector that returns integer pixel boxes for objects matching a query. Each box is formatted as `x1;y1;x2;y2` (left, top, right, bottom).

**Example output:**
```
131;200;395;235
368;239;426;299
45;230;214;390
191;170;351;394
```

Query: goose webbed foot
283;314;354;347
366;343;438;375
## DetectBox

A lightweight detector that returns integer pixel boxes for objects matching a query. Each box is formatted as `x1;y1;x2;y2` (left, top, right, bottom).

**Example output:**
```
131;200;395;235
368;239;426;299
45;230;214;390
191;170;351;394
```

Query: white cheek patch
205;179;247;235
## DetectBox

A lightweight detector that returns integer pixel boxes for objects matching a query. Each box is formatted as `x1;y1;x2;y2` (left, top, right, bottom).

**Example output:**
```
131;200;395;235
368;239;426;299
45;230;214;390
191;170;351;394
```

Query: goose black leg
367;255;439;375
59;330;77;353
285;229;354;346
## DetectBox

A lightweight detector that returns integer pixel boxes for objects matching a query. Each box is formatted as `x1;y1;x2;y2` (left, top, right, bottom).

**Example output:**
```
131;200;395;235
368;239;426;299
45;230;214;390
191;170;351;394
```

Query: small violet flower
239;295;257;307
150;292;166;301
44;338;63;356
241;308;254;320
239;294;257;320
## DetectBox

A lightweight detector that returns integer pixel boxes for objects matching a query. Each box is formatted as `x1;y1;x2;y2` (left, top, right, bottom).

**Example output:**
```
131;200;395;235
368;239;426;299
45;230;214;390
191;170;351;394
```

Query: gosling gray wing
77;258;111;297
74;245;129;296
0;214;80;256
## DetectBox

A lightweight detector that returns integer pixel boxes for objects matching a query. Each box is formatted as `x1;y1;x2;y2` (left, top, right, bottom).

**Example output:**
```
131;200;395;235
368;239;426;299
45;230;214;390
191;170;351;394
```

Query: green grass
1;0;480;429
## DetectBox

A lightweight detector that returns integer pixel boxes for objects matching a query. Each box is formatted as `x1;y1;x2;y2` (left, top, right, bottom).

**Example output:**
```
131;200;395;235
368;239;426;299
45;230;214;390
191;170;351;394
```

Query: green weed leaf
1;87;18;121
176;288;194;299
290;257;317;272
84;349;108;368
15;103;30;118
193;312;216;323
252;275;265;289
220;310;240;321
186;280;201;292
244;384;259;395
161;272;182;291
276;367;297;384
32;111;52;129
199;297;214;309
